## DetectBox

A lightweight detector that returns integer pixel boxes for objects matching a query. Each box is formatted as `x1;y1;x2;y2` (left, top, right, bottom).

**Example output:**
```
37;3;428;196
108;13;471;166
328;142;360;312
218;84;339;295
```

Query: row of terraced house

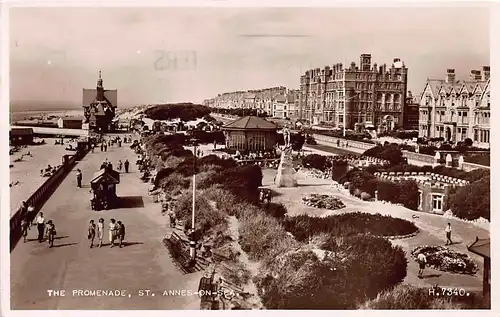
203;54;490;147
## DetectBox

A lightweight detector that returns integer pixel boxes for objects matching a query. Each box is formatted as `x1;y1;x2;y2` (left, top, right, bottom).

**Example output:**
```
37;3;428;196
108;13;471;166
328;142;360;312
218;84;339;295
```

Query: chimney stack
481;66;490;81
445;69;456;83
470;70;482;81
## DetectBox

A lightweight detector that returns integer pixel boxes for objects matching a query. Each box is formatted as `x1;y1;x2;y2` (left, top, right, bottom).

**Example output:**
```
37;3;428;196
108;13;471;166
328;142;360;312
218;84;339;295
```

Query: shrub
202;165;263;202
449;175;490;220
256;235;408;309
283;212;418;241
158;172;190;192
364;144;405;166
331;161;349;182
144;103;211;122
464;154;490;166
358;284;485;309
376;180;419;210
173;190;228;236
301;154;330;171
238;207;298;261
264;202;288;219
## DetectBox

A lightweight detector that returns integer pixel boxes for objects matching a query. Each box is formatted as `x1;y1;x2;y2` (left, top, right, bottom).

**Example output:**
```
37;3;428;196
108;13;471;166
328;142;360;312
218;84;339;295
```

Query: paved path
261;168;488;293
10;137;204;310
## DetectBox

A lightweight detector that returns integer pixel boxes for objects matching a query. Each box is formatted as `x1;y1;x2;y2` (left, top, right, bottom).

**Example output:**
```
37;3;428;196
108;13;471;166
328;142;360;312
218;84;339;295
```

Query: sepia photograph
6;3;491;311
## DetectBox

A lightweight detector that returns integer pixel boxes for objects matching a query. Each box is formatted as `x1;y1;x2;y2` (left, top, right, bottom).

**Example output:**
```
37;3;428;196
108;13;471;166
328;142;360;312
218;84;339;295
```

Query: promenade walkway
10;138;203;310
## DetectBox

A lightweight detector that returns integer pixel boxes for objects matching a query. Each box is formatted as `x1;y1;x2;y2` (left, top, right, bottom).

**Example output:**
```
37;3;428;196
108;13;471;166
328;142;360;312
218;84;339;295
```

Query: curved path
10;137;203;310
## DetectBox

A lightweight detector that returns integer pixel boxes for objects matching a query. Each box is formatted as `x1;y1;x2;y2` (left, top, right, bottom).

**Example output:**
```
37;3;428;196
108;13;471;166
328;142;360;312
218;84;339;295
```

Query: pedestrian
33;212;46;242
107;162;113;170
117;221;125;248
45;220;56;248
445;223;453;245
20;201;27;215
103;142;107;152
100;143;104;152
21;216;31;243
97;218;105;248
118;160;123;171
417;252;427;278
88;220;96;248
109;218;117;248
124;159;130;173
76;169;83;188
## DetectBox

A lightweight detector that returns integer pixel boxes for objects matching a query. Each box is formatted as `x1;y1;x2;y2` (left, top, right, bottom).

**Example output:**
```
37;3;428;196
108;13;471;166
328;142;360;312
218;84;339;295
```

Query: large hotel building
418;67;490;147
299;54;408;131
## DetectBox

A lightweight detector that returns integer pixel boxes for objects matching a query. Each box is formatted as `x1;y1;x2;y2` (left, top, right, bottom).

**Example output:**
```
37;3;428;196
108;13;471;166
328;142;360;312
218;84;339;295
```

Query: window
432;194;443;213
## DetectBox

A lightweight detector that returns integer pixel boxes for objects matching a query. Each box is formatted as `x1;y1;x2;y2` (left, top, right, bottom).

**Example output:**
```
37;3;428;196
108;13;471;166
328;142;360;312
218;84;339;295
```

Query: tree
449;175;490;220
464;138;473;147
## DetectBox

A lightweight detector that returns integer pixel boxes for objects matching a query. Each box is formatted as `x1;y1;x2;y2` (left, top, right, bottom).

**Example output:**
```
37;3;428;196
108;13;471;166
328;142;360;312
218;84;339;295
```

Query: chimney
481;66;490;81
445;69;455;83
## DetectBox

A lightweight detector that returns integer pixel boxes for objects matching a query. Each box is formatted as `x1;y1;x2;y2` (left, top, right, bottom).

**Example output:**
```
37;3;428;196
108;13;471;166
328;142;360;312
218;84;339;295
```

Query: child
45;220;57;248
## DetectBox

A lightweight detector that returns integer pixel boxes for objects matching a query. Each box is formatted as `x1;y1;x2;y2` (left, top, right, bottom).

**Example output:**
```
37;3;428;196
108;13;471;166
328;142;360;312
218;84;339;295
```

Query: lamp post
189;133;198;261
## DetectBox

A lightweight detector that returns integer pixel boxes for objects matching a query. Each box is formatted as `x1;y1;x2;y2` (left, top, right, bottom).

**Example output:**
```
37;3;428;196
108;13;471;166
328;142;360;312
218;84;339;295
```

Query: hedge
283;212;418;241
363;144;405;166
144;103;211;121
376;180;419;210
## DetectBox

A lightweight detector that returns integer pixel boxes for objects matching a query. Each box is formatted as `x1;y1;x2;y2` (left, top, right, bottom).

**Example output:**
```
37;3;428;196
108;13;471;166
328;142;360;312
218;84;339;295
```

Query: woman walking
117;160;123;172
116;221;125;248
88;220;96;248
109;218;117;248
21;216;31;243
45;220;56;248
97;218;105;248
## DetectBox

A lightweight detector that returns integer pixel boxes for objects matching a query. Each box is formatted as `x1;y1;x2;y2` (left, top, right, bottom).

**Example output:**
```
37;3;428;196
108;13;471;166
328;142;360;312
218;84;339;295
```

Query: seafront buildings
417;67;491;147
299;54;408;131
82;71;118;132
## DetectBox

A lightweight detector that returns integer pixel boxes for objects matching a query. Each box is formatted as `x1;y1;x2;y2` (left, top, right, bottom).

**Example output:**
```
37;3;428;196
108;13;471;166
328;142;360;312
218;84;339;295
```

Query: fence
312;134;377;151
401;150;436;164
9;148;89;251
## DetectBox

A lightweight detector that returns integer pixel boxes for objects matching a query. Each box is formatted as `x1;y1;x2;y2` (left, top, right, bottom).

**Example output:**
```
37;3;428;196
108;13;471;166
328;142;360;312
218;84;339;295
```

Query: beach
9;139;76;216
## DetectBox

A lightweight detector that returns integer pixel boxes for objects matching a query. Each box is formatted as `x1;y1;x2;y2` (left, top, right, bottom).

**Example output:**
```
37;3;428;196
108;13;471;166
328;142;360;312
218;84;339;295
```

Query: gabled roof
223;116;277;130
472;81;487;95
90;168;120;184
467;237;490;259
425;79;445;97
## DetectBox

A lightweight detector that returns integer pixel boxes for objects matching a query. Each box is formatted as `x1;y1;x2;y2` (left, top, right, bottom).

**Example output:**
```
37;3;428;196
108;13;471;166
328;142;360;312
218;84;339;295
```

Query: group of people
20;212;57;247
87;218;126;248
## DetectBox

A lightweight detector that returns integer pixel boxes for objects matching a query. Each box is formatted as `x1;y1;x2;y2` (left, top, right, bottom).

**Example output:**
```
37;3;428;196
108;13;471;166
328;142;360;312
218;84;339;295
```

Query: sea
10;109;84;123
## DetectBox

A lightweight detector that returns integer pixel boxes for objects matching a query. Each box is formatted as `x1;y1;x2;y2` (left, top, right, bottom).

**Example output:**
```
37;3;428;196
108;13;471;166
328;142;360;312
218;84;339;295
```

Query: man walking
417;252;427;278
445;223;453;245
45;220;56;248
21;216;31;243
33;212;46;242
117;221;126;248
88;220;96;248
76;169;83;188
124;159;130;173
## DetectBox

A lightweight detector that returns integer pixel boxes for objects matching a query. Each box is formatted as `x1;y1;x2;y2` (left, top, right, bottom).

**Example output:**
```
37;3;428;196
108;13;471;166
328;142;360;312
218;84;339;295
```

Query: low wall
313;134;376;151
462;161;490;172
401;150;435;165
10;148;89;251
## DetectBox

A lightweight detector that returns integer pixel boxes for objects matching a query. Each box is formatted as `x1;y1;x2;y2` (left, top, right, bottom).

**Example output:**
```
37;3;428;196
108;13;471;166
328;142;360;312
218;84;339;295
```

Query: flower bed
302;194;345;210
411;245;478;275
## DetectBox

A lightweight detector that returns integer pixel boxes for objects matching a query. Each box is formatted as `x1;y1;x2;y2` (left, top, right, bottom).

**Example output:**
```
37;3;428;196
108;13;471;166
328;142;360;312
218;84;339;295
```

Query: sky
9;6;490;109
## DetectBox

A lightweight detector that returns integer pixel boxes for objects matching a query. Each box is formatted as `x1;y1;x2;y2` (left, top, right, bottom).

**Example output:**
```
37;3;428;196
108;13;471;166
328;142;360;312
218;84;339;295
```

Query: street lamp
189;133;198;262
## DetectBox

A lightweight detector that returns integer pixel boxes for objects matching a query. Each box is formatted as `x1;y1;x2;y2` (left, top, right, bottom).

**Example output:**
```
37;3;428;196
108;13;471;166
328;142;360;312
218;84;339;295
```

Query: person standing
117;221;125;248
97;218;105;248
417;252;427;278
88;220;96;248
21;216;31;243
124;159;130;173
117;160;123;171
445;223;453;245
33;212;46;242
76;169;83;188
45;220;56;248
100;142;104;152
109;218;117;248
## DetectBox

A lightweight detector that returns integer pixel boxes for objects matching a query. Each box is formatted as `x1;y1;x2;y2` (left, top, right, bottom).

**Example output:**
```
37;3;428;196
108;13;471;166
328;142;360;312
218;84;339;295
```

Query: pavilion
222;116;277;152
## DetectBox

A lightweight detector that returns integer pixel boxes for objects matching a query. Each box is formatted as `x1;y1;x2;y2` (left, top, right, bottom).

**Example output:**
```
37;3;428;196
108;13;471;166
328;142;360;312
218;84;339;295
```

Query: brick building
299;54;408;131
404;91;420;130
374;171;469;214
418;67;490;147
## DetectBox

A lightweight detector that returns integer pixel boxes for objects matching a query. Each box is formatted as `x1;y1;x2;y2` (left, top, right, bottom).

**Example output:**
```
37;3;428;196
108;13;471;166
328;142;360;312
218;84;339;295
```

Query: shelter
9;128;34;146
90;167;120;210
222;116;277;152
57;116;84;129
467;237;490;307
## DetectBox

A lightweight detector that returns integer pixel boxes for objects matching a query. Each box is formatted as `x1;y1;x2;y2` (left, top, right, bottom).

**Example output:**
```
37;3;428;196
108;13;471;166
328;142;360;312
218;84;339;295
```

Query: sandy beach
9;139;76;216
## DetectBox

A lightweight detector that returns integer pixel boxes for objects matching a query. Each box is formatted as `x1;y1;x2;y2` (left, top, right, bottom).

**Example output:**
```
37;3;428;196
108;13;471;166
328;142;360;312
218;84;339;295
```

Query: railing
461;161;490;172
401;150;435;164
9;148;89;251
313;134;377;150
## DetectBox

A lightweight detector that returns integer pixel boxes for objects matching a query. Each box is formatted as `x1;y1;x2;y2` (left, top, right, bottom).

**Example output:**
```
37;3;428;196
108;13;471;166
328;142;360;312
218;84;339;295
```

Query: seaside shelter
222;116;277;152
90;167;120;210
9;128;34;146
467;237;490;307
57;116;84;129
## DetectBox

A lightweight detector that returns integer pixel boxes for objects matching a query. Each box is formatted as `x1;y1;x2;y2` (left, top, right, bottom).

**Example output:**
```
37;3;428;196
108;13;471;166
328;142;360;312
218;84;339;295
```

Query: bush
331;161;349;182
364;144;405;166
359;284;484;309
202;165;263;202
265;202;288;219
283;212;418;241
376;180;419;210
449;175;490;220
464;154;490;166
301;154;330;171
144;103;211;122
256;235;408;309
173;190;228;236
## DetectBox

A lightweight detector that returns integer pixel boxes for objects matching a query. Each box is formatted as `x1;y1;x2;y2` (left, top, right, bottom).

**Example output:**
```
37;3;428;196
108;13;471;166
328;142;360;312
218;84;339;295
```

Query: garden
302;194;345;210
411;246;479;275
